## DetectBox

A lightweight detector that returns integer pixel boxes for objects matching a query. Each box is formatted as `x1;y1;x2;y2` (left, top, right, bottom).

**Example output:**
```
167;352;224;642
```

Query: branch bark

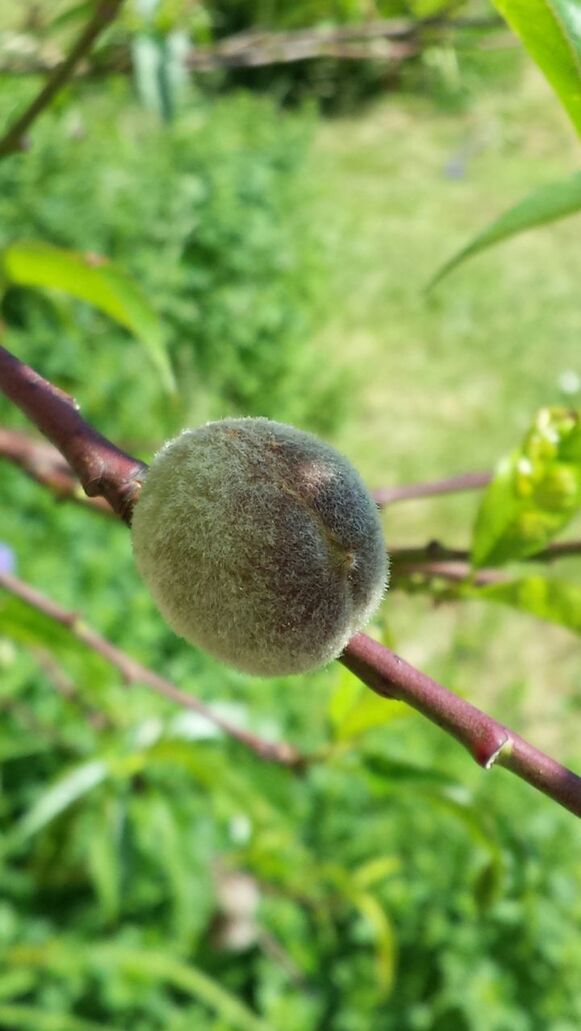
0;343;579;816
0;427;115;516
0;345;144;522
0;0;125;161
373;470;492;506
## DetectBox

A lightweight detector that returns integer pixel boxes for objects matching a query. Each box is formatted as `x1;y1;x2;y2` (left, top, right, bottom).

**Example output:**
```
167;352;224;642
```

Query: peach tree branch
0;427;115;516
373;470;491;506
0;345;144;522
342;635;581;817
0;342;580;816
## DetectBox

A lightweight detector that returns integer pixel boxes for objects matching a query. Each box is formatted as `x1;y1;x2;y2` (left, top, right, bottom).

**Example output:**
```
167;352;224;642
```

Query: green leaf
0;1005;113;1031
2;241;174;392
17;760;108;839
87;799;124;922
363;753;463;791
492;0;581;137
471;575;581;634
352;855;401;890
350;892;396;996
329;667;405;741
0;594;76;654
429;172;581;288
99;947;272;1031
472;408;581;567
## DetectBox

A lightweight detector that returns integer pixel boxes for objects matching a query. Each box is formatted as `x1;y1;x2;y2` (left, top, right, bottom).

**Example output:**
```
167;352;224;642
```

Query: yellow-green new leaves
474;576;581;635
329;666;404;742
472;408;581;568
492;0;581;138
1;242;174;392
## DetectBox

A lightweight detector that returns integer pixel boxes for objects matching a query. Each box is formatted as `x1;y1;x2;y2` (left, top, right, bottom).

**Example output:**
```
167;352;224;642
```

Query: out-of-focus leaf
492;0;581;137
49;2;96;31
363;753;462;791
0;595;74;653
98;946;272;1031
143;793;201;942
470;576;581;634
0;969;36;1000
429;172;581;287
0;737;52;762
1;242;174;391
17;760;108;839
472;408;581;567
329;667;405;741
473;856;505;912
350;892;396;996
87;798;124;922
0;1004;113;1031
352;855;400;890
3;933;268;1028
328;666;362;728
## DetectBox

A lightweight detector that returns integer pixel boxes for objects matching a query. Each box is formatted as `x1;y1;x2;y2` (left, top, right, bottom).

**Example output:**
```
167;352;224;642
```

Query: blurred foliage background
0;1;580;1029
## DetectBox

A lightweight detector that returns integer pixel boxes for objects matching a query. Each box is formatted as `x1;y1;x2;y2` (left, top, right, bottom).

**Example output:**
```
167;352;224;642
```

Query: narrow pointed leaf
429;172;581;288
17;759;108;838
492;0;581;136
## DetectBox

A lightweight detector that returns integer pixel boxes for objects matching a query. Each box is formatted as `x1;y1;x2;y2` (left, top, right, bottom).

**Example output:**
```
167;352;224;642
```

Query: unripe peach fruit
131;418;388;676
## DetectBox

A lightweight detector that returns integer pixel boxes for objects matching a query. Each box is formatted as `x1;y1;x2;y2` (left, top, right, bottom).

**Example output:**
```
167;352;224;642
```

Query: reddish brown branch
0;571;301;768
0;427;114;516
391;559;506;586
0;343;579;816
342;635;581;817
389;540;581;574
0;0;124;160
0;346;145;522
373;470;492;507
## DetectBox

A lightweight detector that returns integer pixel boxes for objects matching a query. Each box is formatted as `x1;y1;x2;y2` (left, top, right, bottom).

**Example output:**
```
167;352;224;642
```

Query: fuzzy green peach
131;418;388;676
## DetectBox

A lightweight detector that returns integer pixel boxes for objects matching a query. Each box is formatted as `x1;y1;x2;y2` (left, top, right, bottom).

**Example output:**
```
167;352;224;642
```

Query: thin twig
390;539;581;564
0;344;579;816
0;571;302;768
0;427;115;516
0;0;125;160
373;470;492;506
391;559;506;586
